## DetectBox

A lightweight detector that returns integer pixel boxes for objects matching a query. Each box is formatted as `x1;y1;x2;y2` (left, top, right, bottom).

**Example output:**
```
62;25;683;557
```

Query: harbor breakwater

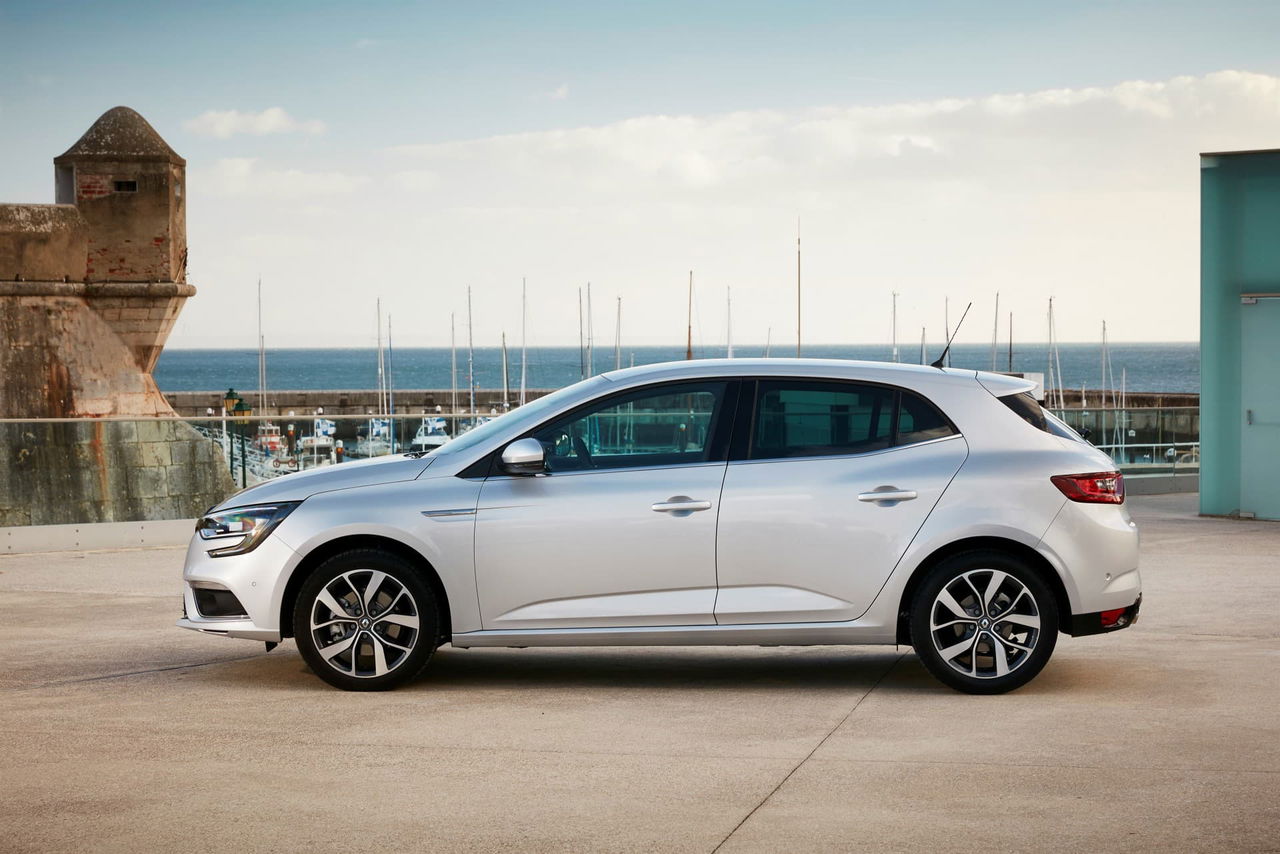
163;387;1198;418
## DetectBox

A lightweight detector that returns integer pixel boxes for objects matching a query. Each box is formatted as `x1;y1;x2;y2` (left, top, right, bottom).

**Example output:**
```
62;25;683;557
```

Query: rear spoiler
975;372;1038;398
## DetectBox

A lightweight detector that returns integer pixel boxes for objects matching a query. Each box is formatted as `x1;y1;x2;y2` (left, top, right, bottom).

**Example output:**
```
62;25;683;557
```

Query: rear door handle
652;497;712;514
857;488;918;505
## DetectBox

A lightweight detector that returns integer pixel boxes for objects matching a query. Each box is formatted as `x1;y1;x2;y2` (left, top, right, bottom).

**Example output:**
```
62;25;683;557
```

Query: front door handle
652;497;712;515
857;488;918;505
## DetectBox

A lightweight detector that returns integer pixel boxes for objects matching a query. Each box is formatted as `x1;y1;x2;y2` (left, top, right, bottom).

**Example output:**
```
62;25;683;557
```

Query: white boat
409;418;450;452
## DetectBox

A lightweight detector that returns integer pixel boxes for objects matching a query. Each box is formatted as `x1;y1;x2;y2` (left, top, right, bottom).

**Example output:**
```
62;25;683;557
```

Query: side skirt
450;620;895;649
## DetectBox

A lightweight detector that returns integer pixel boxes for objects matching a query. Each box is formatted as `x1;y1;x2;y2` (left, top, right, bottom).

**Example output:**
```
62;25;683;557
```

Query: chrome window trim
726;432;964;467
485;460;728;481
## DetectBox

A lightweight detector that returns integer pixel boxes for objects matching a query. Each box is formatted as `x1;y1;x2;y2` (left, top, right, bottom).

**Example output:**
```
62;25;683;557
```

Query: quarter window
532;382;726;472
898;391;957;445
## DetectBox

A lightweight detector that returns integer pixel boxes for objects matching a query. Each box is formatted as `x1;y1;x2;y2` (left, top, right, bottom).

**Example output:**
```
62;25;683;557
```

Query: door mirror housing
500;438;547;476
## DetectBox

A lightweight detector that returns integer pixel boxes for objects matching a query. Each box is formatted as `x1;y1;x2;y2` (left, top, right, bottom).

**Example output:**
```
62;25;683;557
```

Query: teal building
1201;149;1280;520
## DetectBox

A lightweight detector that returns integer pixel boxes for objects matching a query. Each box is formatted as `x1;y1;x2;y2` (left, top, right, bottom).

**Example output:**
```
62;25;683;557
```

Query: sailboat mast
586;282;594;376
686;271;694;361
1007;312;1013;372
578;287;585;380
919;327;926;364
387;314;395;451
376;298;385;414
614;296;622;371
467;286;475;419
764;326;772;358
796;219;802;358
726;286;733;359
450;313;457;419
891;291;899;363
991;292;1000;371
501;331;509;407
520;278;527;406
257;277;266;413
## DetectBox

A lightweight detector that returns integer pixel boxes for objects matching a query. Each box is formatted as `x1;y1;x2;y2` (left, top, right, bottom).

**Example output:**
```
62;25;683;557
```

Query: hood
213;454;435;510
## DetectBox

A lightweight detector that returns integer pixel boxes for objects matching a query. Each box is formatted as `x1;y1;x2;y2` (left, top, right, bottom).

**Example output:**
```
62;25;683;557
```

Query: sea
156;342;1199;395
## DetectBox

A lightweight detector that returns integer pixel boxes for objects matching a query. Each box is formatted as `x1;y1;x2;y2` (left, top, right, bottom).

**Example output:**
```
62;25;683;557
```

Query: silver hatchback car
179;359;1141;694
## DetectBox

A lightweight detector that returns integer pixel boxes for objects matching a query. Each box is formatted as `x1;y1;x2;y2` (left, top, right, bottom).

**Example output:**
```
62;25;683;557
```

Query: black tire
293;548;440;691
910;550;1059;695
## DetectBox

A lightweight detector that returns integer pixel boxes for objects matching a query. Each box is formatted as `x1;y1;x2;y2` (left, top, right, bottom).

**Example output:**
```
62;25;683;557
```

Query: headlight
195;502;299;557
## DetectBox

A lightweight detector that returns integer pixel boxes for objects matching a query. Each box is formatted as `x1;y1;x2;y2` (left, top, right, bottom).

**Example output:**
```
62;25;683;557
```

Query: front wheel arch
280;534;451;643
895;536;1071;645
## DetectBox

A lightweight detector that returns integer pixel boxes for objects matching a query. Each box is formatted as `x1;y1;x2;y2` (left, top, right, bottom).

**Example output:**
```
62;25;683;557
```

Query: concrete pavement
2;494;1277;852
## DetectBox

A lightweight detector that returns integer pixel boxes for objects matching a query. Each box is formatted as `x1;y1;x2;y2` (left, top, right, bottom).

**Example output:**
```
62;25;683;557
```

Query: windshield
430;377;609;457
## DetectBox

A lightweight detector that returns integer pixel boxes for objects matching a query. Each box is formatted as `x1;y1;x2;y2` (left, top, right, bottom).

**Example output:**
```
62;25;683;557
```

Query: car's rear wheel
910;550;1058;694
293;549;439;691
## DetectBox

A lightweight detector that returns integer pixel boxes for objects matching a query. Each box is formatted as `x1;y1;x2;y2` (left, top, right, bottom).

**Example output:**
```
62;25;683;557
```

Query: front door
474;381;733;630
1240;298;1280;519
715;379;967;624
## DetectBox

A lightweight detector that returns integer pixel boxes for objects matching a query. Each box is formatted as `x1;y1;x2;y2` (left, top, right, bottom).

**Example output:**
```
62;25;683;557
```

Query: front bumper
176;616;281;643
176;529;300;643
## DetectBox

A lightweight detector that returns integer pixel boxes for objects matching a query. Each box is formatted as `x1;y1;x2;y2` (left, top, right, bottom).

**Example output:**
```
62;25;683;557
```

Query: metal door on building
1239;296;1280;520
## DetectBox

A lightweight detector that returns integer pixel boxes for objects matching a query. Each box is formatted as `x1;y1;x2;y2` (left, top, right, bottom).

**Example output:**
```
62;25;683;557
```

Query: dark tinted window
533;382;725;472
898;391;957;445
752;381;893;459
1000;392;1048;431
1000;392;1086;442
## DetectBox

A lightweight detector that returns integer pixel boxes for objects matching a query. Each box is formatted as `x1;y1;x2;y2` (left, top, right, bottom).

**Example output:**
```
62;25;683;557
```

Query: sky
3;1;1280;350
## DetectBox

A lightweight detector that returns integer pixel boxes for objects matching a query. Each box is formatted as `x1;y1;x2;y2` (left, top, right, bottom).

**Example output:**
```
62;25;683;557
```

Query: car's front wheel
910;551;1059;694
293;549;439;691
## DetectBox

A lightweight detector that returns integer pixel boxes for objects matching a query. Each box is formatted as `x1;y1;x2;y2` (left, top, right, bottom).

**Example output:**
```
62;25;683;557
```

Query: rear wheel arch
895;536;1071;644
280;534;451;642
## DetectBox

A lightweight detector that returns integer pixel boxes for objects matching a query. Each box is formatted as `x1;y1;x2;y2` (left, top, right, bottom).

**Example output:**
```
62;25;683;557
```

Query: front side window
752;381;894;459
532;382;726;472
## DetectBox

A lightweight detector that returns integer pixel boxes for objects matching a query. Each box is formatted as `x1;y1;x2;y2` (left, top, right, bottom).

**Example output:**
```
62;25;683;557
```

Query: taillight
1051;471;1124;504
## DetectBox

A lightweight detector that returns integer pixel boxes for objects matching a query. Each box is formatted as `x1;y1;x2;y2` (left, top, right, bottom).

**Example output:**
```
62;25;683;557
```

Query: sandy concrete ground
2;494;1277;853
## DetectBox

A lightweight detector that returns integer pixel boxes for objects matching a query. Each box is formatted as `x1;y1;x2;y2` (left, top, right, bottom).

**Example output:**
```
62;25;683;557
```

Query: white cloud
354;37;381;49
195;158;367;198
180;71;1280;347
183;107;326;139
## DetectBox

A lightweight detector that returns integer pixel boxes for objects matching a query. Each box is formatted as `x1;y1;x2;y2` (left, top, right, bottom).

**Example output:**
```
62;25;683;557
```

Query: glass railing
1049;406;1199;476
1;405;1200;528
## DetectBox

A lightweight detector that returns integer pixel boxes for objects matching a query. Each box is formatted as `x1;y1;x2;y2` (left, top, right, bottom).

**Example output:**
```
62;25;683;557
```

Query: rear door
714;379;967;624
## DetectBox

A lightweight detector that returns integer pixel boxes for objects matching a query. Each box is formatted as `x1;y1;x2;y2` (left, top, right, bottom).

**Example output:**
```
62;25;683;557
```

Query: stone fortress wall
0;107;233;526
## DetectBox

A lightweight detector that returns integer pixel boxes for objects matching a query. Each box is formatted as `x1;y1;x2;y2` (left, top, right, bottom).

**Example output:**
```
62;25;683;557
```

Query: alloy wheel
309;569;420;678
928;569;1041;679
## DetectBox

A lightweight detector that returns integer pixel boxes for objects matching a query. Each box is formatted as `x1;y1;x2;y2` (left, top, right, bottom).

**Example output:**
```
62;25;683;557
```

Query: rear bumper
1068;594;1142;637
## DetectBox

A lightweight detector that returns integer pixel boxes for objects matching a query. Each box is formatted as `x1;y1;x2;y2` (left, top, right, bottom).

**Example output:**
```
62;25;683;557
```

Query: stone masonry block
134;420;164;443
139;441;171;468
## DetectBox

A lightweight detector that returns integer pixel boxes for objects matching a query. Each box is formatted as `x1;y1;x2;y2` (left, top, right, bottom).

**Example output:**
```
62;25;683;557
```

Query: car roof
601;358;981;387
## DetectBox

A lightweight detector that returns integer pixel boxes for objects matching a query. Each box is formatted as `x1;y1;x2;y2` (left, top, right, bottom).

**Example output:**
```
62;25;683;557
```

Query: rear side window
754;381;893;459
999;392;1084;441
749;381;957;460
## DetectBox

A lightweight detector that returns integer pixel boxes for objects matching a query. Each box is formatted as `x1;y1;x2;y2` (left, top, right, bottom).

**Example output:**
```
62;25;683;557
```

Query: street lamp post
233;399;253;488
222;388;240;475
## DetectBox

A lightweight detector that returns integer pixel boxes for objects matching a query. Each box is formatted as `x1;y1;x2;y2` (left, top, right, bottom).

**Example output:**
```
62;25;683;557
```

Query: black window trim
729;376;960;463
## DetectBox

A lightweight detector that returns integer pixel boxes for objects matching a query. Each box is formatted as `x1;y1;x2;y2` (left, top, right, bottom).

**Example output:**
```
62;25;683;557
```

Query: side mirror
500;438;546;476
